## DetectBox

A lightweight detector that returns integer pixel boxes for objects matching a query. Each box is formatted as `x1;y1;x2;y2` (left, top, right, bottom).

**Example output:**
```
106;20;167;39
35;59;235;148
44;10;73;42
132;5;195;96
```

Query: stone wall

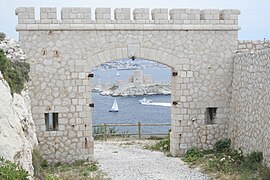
237;40;270;53
16;7;240;162
229;48;270;166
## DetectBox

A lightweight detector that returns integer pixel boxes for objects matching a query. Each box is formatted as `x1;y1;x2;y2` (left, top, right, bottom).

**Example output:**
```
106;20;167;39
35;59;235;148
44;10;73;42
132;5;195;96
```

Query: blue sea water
92;68;171;134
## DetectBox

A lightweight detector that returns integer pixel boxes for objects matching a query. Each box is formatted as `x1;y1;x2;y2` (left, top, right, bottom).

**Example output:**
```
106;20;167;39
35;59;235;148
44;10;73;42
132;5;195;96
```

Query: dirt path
94;140;209;180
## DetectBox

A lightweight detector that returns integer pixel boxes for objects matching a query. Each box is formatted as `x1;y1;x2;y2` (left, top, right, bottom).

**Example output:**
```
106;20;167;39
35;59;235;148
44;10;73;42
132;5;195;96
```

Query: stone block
169;9;200;20
133;8;150;20
95;8;111;20
220;9;240;21
151;8;168;20
200;9;219;20
61;7;91;22
15;7;35;24
114;8;130;20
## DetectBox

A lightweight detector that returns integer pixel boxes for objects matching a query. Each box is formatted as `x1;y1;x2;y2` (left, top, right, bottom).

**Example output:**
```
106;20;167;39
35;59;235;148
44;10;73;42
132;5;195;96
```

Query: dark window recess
45;113;59;131
85;138;88;148
205;107;217;124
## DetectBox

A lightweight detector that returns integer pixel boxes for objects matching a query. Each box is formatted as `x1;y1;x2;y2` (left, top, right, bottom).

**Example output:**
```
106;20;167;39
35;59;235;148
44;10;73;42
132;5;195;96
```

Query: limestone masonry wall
230;48;270;166
237;40;270;53
15;6;270;168
16;7;240;163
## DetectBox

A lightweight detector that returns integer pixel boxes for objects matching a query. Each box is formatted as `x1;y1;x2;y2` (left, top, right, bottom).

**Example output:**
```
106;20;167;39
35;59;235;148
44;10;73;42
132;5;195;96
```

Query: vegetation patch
0;48;30;94
145;130;170;153
0;157;29;180
183;139;270;179
32;149;107;180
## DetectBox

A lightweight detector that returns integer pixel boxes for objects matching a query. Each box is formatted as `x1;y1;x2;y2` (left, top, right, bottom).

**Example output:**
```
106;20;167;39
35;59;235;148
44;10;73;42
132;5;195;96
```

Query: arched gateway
16;7;240;162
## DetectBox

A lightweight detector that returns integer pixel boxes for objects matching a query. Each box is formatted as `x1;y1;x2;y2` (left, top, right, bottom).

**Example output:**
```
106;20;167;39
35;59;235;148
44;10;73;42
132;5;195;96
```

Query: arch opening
90;58;173;143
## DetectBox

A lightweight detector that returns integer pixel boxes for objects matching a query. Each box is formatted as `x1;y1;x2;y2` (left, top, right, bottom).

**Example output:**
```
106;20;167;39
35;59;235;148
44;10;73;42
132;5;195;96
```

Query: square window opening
45;112;59;131
205;107;217;125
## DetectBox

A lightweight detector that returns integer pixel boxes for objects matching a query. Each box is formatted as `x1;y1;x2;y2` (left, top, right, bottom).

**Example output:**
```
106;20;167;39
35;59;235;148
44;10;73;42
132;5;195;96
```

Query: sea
92;68;172;134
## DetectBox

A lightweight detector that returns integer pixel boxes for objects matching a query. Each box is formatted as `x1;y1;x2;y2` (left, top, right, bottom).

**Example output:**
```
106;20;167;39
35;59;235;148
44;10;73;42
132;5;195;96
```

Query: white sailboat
109;99;119;112
116;71;120;76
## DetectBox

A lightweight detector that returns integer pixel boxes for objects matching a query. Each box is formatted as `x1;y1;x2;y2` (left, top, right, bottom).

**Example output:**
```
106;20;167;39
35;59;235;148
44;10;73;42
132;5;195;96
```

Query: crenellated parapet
15;7;240;31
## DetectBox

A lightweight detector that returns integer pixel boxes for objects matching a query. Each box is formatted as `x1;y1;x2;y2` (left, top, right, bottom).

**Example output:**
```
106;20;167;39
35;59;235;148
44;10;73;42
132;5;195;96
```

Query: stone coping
16;23;240;31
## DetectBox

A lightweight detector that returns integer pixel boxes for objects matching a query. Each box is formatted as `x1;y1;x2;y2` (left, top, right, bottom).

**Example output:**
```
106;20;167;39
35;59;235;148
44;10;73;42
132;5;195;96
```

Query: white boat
116;71;120;76
109;99;119;112
139;98;171;107
139;98;153;104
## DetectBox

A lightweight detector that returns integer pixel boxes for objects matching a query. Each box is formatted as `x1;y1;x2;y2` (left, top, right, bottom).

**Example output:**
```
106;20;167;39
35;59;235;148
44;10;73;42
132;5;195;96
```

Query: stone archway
88;47;180;155
16;7;240;162
87;47;179;68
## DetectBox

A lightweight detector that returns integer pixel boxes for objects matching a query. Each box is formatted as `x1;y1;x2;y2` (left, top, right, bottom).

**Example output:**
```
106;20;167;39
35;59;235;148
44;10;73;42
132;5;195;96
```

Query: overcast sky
0;0;269;40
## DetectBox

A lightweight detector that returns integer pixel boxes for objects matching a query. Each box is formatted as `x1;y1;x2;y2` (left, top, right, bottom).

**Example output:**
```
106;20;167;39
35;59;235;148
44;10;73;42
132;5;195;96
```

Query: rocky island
93;70;171;96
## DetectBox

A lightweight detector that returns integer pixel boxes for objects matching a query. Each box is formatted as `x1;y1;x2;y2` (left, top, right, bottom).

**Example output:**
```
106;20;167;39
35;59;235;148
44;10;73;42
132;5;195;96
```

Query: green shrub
79;164;98;177
32;148;49;179
184;147;203;162
0;32;5;41
0;49;30;94
243;151;263;171
45;174;60;180
147;131;170;152
214;138;231;153
89;163;98;171
0;157;29;180
151;138;170;151
206;153;238;173
259;166;270;180
182;139;270;179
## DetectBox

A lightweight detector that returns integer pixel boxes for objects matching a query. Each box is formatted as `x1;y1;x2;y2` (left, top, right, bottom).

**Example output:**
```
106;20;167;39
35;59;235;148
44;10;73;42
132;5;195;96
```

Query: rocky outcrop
0;71;38;177
94;83;171;96
0;36;38;177
0;37;26;61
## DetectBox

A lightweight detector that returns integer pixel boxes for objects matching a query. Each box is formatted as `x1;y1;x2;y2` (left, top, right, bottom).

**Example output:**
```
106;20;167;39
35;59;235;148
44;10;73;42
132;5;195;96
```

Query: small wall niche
205;107;217;125
53;50;59;58
41;49;47;56
45;112;59;131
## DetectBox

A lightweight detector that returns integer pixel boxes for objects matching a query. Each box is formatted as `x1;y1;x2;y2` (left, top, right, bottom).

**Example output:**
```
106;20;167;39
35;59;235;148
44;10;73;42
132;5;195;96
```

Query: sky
0;0;269;40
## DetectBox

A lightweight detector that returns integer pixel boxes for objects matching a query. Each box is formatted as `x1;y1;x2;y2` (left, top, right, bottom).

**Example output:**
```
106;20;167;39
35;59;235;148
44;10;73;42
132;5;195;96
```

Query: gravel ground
94;140;209;180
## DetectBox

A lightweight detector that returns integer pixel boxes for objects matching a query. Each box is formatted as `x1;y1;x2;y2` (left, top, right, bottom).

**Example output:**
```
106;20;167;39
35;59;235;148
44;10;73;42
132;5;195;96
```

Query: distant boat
116;71;120;76
139;98;171;107
109;99;119;112
139;98;153;104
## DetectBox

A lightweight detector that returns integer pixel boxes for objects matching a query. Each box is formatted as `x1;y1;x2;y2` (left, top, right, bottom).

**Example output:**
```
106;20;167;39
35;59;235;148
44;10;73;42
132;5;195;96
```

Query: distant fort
93;70;171;96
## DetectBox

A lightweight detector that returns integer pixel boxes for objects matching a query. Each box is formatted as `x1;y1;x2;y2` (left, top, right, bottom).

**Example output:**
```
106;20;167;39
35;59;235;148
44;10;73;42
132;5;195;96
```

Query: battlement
15;7;240;31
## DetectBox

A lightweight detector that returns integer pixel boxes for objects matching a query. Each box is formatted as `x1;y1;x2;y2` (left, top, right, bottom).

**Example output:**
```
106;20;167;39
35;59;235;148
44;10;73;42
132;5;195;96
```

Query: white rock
0;38;38;178
0;37;27;62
